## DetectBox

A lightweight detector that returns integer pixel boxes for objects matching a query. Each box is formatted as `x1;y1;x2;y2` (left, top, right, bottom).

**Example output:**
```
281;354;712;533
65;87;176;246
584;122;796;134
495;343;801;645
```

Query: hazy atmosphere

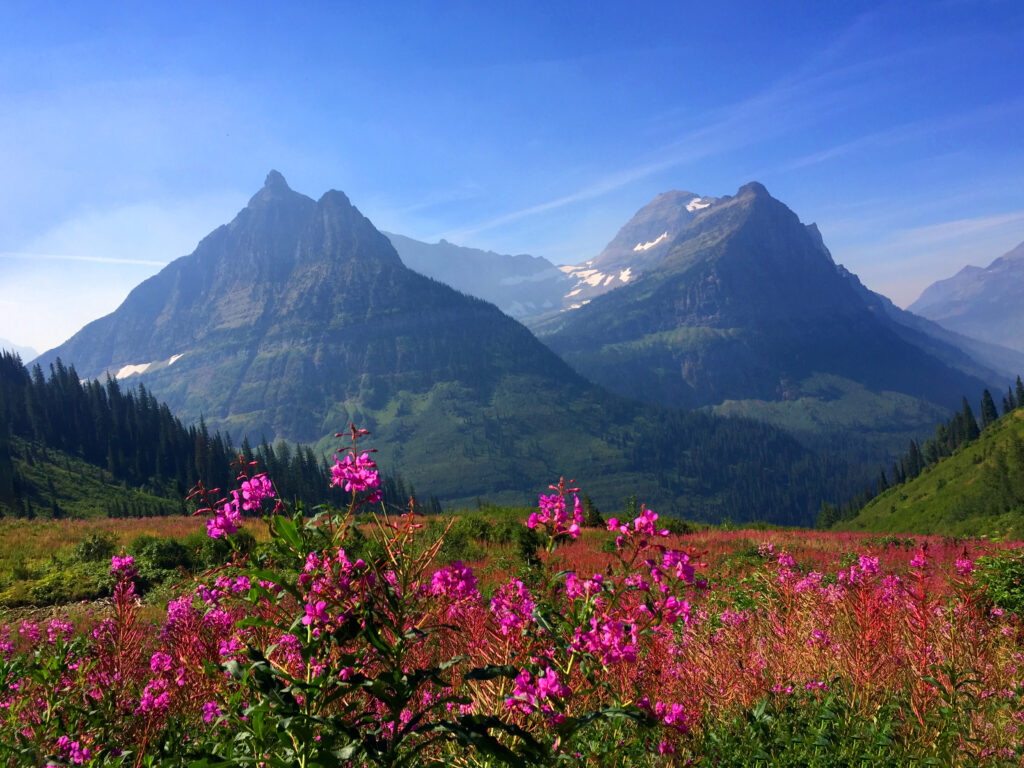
2;0;1023;353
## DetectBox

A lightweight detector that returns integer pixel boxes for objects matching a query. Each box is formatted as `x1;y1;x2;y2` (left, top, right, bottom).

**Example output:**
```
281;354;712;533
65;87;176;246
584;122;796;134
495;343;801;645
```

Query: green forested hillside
835;407;1024;537
0;351;366;519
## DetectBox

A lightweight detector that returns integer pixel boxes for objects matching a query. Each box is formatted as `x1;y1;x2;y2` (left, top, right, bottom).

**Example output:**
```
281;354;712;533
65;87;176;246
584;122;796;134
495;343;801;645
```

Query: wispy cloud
885;210;1024;251
440;16;904;242
0;252;167;266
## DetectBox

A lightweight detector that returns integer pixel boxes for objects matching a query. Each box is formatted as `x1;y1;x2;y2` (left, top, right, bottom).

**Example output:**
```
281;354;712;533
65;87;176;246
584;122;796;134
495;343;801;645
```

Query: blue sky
1;0;1023;354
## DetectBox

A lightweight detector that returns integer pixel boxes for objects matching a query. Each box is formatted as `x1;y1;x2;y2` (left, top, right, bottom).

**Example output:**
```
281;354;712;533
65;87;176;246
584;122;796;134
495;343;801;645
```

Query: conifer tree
1017;376;1024;410
961;397;981;441
981;389;999;428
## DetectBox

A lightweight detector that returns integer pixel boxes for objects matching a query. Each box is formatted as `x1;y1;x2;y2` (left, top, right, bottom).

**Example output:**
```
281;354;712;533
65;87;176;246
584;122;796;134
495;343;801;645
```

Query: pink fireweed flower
662;550;696;583
955;555;975;578
571;617;637;665
490;579;535;636
777;551;798;583
719;609;748;628
910;548;928;569
838;555;880;585
505;667;569;721
331;451;381;496
137;678;171;714
18;621;40;645
302;600;329;628
46;618;74;645
528;481;583;539
55;736;92;766
607;505;669;549
654;701;690;733
430;562;479;602
109;554;136;578
206;491;242;539
565;572;605;601
239;473;274;510
794;571;823;594
150;651;174;673
202;701;222;723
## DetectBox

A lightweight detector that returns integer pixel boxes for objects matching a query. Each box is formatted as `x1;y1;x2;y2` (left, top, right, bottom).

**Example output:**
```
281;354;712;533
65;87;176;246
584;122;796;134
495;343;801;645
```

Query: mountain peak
247;170;301;208
264;170;290;190
737;181;770;198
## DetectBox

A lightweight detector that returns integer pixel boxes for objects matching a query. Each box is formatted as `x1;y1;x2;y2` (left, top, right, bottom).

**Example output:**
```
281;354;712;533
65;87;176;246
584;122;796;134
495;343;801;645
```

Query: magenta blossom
331;451;381;498
239;473;274;511
527;481;583;539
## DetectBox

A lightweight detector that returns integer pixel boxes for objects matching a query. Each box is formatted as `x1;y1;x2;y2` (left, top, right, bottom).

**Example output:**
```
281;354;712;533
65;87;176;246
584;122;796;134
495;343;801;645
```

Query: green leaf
464;664;521;681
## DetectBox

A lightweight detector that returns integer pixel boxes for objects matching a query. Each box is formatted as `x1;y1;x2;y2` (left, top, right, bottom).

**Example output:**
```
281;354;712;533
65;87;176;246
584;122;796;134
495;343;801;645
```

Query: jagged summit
537;181;991;412
736;180;769;197
246;169;310;210
264;169;289;190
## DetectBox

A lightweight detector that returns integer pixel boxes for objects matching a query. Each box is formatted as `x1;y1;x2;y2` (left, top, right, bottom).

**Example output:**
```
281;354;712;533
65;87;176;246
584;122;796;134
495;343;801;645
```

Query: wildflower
528;483;583;539
55;736;92;765
955;555;975;578
607;505;669;549
239;473;274;510
331;451;381;497
206;492;242;539
505;666;569;722
109;554;136;578
430;561;481;618
46;618;74;645
150;651;174;673
490;579;535;636
18;621;40;645
137;678;171;714
777;551;798;583
571;616;637;665
202;701;222;723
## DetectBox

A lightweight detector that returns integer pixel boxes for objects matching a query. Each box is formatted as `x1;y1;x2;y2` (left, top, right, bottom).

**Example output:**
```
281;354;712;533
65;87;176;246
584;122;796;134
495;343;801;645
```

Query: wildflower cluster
0;427;1022;767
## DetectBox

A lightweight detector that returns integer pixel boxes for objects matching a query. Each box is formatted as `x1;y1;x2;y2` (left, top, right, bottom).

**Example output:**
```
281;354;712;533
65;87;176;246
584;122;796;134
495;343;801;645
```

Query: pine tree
961;397;981;441
981;389;999;428
1017;376;1024;410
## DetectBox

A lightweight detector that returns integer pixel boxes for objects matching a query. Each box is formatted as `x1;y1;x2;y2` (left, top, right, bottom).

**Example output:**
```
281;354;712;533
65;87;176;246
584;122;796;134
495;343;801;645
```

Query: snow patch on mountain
116;362;151;379
633;232;668;251
686;197;711;211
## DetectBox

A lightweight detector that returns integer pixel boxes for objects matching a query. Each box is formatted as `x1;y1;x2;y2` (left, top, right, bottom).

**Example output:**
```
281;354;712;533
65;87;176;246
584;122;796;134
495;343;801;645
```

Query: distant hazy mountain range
383;233;571;319
910;240;1024;355
0;339;37;362
36;172;855;522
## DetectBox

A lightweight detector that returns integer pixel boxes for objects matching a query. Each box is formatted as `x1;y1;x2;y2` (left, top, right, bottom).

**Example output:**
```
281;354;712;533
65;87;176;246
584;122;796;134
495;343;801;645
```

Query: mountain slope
835;407;1024;537
35;173;849;523
837;266;1024;384
535;182;991;415
384;233;570;319
909;240;1024;355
